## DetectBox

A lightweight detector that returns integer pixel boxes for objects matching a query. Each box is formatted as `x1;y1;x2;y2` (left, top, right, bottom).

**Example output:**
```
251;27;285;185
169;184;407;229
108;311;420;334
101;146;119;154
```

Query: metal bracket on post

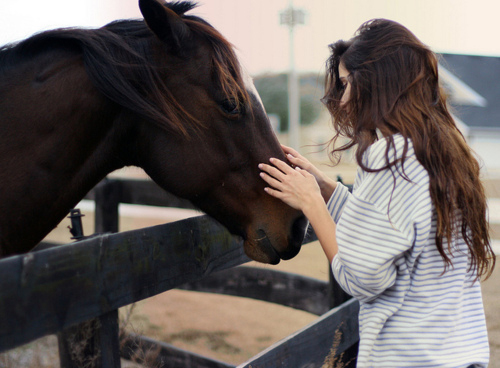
68;208;85;240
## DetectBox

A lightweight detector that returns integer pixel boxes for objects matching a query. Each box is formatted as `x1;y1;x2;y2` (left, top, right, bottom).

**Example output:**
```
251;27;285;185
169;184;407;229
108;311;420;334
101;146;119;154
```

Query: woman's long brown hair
322;19;495;279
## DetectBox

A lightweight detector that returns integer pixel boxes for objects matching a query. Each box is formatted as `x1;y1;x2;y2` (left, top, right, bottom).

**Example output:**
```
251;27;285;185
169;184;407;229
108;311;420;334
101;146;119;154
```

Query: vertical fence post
58;178;122;368
94;178;121;234
58;310;121;368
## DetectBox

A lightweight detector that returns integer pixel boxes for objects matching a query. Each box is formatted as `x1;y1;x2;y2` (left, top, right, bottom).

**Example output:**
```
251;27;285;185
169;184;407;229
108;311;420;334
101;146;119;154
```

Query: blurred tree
254;73;323;132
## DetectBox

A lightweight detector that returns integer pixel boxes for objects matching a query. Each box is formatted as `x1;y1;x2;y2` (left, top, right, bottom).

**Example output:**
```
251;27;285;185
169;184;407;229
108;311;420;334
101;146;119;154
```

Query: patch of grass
165;329;241;355
256;335;273;343
119;304;162;368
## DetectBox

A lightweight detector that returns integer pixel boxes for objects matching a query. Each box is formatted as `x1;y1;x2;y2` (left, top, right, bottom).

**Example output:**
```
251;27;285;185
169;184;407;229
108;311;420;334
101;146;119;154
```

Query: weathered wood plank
85;178;197;210
178;266;330;315
121;332;235;368
0;215;250;353
236;298;360;368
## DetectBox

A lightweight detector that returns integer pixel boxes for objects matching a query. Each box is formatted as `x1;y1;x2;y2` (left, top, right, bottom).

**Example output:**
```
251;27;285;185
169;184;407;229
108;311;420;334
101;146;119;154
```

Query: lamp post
280;2;305;150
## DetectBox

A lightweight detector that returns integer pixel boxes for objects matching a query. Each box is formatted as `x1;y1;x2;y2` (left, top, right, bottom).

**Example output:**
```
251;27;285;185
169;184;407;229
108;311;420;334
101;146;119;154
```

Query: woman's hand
259;155;340;262
258;158;323;215
281;145;337;203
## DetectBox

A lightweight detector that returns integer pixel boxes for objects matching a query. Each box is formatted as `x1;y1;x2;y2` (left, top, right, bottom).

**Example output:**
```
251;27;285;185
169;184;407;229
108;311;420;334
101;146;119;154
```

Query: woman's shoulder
357;133;428;198
363;133;413;169
355;134;431;228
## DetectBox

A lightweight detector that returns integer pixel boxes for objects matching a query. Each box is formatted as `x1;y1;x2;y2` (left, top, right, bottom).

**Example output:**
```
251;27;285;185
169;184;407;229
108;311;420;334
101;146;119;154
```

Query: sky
1;0;499;75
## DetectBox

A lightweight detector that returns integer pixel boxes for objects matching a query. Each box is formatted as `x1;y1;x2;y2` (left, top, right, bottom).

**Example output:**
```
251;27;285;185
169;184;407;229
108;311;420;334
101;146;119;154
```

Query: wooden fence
0;178;359;367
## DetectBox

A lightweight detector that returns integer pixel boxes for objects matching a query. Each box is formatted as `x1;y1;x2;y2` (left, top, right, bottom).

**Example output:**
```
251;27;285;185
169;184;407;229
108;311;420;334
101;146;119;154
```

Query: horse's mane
0;1;248;137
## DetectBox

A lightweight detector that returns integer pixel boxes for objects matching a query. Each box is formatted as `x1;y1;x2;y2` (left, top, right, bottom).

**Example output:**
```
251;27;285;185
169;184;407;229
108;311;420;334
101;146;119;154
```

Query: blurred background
2;0;500;74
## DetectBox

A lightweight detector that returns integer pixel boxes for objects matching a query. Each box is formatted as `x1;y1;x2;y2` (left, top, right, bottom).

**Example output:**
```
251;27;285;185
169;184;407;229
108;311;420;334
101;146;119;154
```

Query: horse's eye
220;99;240;115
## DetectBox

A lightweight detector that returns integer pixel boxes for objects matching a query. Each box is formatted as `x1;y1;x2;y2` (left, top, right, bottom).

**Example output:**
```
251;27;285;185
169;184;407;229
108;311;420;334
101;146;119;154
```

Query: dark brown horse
0;0;307;263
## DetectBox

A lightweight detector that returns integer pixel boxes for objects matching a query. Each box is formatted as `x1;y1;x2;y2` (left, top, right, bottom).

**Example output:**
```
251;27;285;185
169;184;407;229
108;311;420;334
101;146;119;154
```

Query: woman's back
330;134;489;367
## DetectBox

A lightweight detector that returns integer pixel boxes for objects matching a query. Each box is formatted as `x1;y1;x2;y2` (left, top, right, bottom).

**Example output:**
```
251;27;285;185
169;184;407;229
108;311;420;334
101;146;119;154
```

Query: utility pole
280;1;305;150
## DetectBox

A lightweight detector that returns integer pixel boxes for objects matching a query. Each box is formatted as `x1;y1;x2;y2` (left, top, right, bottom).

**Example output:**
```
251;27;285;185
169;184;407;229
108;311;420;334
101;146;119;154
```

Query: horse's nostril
277;214;307;261
291;214;308;246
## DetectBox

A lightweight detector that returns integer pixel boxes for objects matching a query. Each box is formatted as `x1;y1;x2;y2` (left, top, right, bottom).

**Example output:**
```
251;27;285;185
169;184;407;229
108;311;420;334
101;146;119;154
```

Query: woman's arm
303;201;339;263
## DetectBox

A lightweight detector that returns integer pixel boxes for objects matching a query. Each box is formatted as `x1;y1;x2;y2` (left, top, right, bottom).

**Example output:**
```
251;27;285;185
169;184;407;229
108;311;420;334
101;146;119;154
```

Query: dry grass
119;304;161;368
321;326;356;368
60;319;102;368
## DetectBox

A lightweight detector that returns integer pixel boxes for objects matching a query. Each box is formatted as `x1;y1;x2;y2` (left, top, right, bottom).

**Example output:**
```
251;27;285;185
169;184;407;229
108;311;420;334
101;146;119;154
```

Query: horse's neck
0;65;127;255
0;121;124;255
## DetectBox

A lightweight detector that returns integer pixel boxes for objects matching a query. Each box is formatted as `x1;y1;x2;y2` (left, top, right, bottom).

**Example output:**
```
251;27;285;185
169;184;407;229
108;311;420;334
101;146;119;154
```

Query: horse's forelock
185;18;251;112
96;9;252;138
129;12;251;137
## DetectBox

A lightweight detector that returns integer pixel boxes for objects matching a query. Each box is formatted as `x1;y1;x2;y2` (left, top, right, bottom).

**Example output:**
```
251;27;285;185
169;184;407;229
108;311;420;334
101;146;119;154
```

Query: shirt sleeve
331;194;412;303
329;135;431;303
326;182;351;224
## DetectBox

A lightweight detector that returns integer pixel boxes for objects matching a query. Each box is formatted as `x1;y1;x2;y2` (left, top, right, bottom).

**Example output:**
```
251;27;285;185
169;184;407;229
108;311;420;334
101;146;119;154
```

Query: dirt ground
2;167;499;367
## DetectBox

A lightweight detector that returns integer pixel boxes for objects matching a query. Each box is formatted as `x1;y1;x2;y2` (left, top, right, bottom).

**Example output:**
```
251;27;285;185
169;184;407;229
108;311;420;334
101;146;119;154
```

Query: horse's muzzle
255;214;307;264
255;229;281;265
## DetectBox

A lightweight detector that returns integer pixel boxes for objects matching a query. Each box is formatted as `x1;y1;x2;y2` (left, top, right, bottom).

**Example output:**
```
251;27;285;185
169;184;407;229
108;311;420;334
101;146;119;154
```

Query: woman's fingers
259;171;284;190
281;145;304;163
281;144;300;157
259;162;285;181
259;158;295;178
286;153;305;168
259;159;301;193
269;158;296;174
280;145;308;165
259;156;322;211
263;185;284;200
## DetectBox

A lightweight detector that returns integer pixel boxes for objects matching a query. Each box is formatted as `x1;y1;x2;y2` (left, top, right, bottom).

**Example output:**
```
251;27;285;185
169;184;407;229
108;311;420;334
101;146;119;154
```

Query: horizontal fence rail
238;298;359;368
179;267;331;316
0;215;249;353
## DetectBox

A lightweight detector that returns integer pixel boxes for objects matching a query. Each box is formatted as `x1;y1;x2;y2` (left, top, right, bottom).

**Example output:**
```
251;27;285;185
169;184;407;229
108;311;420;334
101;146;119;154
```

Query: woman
259;19;496;367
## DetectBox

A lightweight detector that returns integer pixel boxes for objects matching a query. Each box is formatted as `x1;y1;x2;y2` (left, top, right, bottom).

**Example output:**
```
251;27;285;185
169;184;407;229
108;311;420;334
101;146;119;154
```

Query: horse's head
131;0;307;264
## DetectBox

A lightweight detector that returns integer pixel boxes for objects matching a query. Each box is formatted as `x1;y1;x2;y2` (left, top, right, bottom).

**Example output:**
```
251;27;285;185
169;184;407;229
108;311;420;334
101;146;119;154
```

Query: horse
0;0;307;264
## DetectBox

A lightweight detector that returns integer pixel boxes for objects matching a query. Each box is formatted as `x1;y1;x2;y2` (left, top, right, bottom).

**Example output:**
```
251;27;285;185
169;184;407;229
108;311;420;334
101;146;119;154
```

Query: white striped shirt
328;134;489;367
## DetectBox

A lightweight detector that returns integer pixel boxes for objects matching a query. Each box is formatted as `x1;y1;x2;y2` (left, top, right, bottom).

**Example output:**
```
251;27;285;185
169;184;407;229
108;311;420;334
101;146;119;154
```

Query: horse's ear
139;0;190;53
